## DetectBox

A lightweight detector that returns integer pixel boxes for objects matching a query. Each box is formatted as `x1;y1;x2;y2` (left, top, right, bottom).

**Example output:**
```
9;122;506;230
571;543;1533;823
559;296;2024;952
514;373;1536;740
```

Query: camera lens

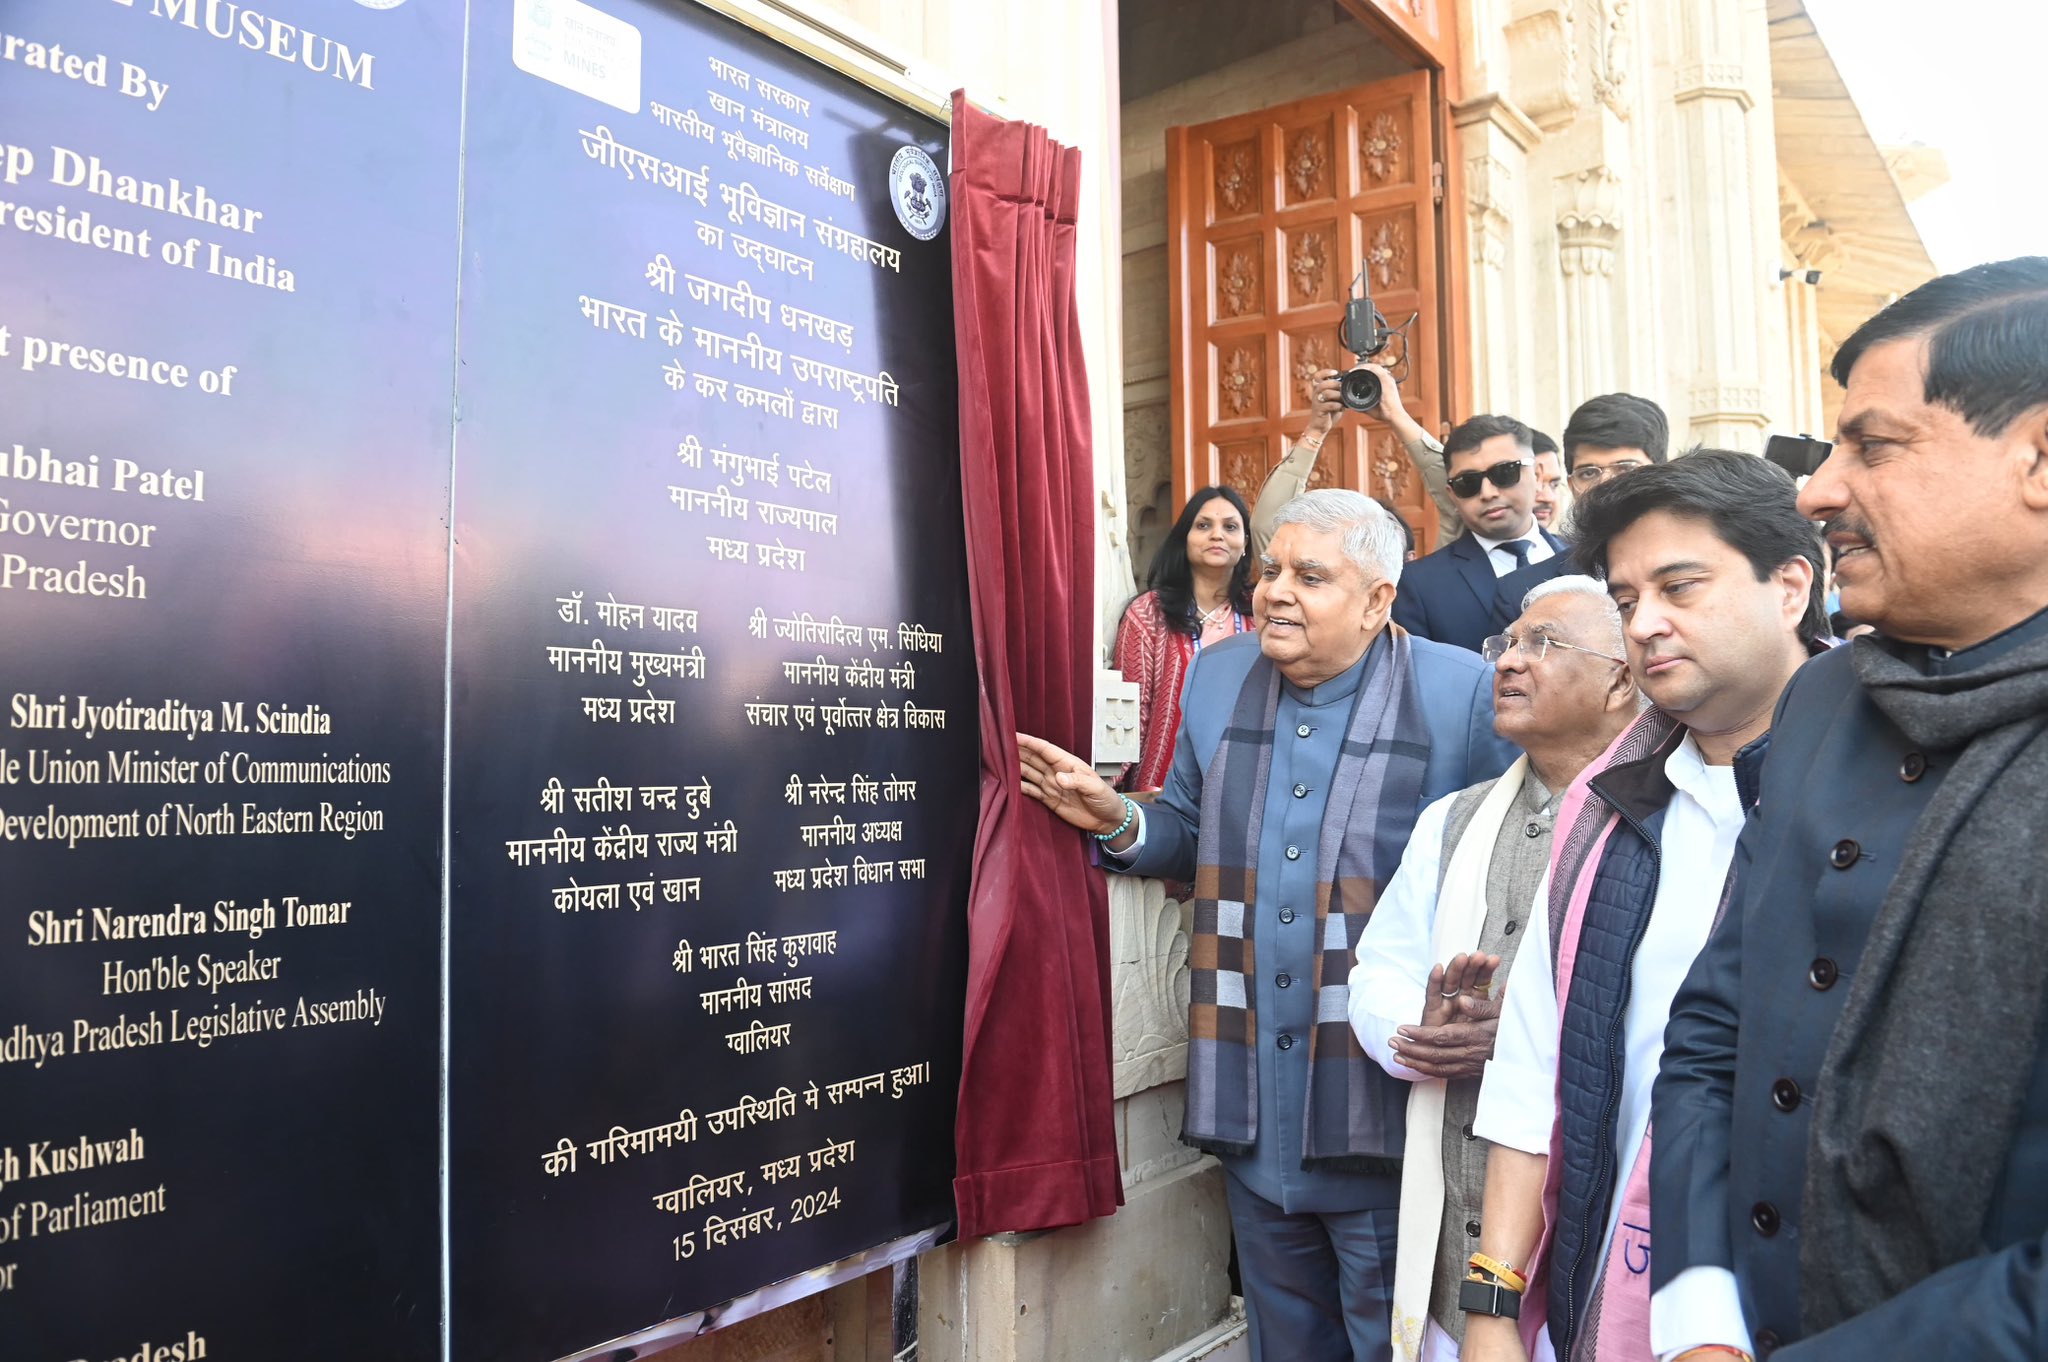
1339;366;1382;414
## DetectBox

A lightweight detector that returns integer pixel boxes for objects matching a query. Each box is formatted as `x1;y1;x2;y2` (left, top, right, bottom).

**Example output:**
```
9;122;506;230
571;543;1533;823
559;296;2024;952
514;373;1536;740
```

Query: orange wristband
1467;1252;1526;1294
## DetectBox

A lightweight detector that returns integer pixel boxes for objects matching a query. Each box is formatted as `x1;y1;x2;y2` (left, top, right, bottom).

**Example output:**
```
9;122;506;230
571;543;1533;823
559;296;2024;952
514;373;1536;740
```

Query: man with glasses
1350;575;1641;1362
1394;415;1566;653
1457;452;1828;1362
1490;393;1672;631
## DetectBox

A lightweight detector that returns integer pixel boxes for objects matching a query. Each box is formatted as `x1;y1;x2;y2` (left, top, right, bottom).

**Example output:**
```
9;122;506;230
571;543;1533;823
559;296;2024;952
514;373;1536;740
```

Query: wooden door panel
1168;69;1443;552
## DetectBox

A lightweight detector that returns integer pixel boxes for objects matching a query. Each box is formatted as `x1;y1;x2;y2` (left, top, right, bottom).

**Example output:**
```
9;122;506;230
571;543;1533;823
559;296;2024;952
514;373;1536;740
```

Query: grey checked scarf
1184;626;1429;1168
1802;625;2048;1333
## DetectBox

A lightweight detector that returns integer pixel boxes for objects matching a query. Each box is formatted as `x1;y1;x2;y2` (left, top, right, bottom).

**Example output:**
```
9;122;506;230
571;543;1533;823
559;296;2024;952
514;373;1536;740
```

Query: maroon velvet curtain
948;91;1121;1237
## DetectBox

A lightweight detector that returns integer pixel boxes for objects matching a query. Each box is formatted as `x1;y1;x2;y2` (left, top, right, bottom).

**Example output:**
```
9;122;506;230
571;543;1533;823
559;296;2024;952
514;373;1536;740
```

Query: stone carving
1674;63;1753;109
1217;246;1260;318
1593;0;1634;120
1291;333;1336;409
1122;403;1172;579
1556;167;1622;404
1689;384;1766;418
1362;111;1404;183
1505;4;1580;131
1286;126;1328;201
1556;166;1622;276
1221;344;1263;419
1215;140;1257;216
1288;230;1329;306
1367;218;1409;290
1109;876;1193;1099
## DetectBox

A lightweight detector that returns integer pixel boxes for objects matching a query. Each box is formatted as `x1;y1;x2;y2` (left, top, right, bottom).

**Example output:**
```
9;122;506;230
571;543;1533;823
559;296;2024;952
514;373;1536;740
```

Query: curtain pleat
948;91;1121;1237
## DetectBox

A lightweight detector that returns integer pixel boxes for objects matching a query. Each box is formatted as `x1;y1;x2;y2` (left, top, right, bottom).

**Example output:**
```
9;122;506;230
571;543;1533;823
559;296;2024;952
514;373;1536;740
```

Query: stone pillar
1454;95;1542;416
1555;166;1622;409
1670;0;1771;448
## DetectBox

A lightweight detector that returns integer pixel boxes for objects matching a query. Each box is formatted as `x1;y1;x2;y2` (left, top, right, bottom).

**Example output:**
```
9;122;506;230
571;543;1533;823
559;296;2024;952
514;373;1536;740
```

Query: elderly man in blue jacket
1020;489;1515;1362
1651;256;2048;1360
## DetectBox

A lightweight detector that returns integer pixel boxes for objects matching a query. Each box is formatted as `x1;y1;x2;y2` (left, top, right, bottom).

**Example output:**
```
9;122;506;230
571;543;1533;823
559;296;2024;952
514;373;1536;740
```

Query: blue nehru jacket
1110;631;1515;1212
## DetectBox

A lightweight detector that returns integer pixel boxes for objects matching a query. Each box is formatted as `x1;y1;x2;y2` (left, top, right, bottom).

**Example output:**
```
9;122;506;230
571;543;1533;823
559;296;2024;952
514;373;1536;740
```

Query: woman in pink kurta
1113;485;1255;793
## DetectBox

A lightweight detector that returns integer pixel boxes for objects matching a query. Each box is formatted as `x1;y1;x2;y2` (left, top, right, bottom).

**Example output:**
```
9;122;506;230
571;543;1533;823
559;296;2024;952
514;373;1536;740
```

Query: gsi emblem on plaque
890;145;946;241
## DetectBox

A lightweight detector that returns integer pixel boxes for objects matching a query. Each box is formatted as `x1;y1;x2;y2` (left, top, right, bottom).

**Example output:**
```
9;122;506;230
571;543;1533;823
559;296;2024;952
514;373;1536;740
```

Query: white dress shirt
1471;734;1752;1359
1471;529;1555;578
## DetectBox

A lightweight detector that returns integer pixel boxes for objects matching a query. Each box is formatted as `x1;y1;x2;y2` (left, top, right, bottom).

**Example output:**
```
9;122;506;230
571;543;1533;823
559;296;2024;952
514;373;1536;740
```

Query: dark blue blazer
1652;630;2048;1358
1391;525;1568;654
1491;537;1582;630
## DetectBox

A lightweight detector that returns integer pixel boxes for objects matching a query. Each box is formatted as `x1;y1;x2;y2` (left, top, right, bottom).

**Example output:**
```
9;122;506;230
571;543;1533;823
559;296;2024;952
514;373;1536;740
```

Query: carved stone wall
1460;0;1794;448
1123;401;1173;585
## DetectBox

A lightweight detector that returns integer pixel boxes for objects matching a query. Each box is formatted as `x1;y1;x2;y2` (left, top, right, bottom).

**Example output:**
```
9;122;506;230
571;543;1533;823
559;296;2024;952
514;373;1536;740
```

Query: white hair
1521;573;1627;658
1268;489;1407;586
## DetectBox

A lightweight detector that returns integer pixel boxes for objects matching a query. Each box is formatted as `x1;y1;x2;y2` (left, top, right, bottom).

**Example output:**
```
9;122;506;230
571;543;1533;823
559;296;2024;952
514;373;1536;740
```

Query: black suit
1653;628;2048;1358
1490;538;1579;630
1391;525;1568;654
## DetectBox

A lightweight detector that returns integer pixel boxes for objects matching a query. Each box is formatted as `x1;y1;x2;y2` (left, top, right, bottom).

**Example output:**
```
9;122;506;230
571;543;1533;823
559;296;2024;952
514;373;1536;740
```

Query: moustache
1823;515;1876;547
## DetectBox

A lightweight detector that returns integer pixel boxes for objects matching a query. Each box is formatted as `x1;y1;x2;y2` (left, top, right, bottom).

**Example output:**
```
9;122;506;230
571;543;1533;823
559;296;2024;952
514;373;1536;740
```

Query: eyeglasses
1568;460;1647;489
1480;632;1627;666
1446;459;1530;499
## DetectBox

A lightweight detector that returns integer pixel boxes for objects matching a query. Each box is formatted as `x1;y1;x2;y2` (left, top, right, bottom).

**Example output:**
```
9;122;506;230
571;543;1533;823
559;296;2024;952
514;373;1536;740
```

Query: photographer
1251;364;1461;555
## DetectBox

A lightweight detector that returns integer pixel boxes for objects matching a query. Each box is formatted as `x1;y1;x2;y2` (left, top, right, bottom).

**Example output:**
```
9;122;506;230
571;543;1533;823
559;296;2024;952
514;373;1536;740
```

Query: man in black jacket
1651;256;2048;1361
1392;415;1567;654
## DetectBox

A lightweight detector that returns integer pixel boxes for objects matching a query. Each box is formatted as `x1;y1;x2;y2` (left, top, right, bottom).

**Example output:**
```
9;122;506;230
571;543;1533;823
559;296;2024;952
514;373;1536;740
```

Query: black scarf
1801;624;2048;1333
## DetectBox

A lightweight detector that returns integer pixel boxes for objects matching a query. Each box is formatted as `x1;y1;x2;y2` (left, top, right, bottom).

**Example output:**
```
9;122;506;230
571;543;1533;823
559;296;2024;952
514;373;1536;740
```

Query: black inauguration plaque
444;3;973;1359
0;3;461;1361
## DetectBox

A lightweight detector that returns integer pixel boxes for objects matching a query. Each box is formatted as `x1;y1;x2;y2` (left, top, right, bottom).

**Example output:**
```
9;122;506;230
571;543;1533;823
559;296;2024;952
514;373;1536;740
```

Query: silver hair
1267;489;1407;586
1521;573;1627;658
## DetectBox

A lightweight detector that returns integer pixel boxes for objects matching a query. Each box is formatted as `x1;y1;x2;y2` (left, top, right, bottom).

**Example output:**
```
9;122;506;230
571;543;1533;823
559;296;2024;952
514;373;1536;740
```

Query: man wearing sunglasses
1393;415;1566;654
1489;393;1672;633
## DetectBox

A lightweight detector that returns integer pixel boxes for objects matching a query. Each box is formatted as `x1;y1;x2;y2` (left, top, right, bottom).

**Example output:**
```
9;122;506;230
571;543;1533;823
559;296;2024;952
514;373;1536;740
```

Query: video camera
1337;267;1417;414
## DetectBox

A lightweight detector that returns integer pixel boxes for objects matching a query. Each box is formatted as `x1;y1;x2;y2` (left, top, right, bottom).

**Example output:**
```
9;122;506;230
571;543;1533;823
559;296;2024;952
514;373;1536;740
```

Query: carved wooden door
1166;70;1445;552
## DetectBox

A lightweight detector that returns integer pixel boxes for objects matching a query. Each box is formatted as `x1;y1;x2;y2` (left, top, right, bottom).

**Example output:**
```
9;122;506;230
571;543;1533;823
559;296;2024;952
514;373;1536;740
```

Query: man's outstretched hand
1017;733;1132;847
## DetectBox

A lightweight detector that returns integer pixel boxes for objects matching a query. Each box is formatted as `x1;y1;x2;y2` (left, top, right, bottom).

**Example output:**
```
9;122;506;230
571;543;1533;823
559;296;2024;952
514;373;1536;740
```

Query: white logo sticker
889;145;946;242
514;0;642;114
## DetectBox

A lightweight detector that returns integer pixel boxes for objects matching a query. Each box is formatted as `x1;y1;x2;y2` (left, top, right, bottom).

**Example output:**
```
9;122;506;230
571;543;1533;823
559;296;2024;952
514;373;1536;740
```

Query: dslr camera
1336;274;1414;413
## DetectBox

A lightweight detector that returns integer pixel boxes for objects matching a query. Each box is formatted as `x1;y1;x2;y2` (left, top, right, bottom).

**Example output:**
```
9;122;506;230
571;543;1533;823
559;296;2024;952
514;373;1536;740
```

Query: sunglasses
1447;459;1530;499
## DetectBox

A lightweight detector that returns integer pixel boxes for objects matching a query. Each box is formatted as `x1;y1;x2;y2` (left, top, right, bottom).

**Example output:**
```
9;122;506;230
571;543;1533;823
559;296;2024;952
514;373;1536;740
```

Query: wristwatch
1458;1275;1522;1319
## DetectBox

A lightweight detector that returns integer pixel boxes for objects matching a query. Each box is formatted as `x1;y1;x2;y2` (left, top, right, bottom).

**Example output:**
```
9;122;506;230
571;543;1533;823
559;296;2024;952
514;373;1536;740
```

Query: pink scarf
1516;718;1662;1362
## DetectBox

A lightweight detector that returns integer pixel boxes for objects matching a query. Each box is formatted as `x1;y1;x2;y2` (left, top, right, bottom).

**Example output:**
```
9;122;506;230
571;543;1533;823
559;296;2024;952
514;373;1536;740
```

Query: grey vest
1428;772;1557;1341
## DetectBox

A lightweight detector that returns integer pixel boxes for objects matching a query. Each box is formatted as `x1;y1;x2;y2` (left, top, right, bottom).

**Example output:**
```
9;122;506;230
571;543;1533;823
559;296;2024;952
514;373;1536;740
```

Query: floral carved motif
1215;142;1256;216
1291;334;1335;409
1367;219;1409;290
1221;345;1263;419
1219;442;1266;499
1362;112;1403;183
1286;127;1327;200
1288;231;1328;306
1218;248;1260;318
1372;432;1413;501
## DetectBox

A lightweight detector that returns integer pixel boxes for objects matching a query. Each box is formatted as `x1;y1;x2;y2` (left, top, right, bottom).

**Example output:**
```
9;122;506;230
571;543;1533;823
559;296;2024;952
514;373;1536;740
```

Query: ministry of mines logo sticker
889;146;946;242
